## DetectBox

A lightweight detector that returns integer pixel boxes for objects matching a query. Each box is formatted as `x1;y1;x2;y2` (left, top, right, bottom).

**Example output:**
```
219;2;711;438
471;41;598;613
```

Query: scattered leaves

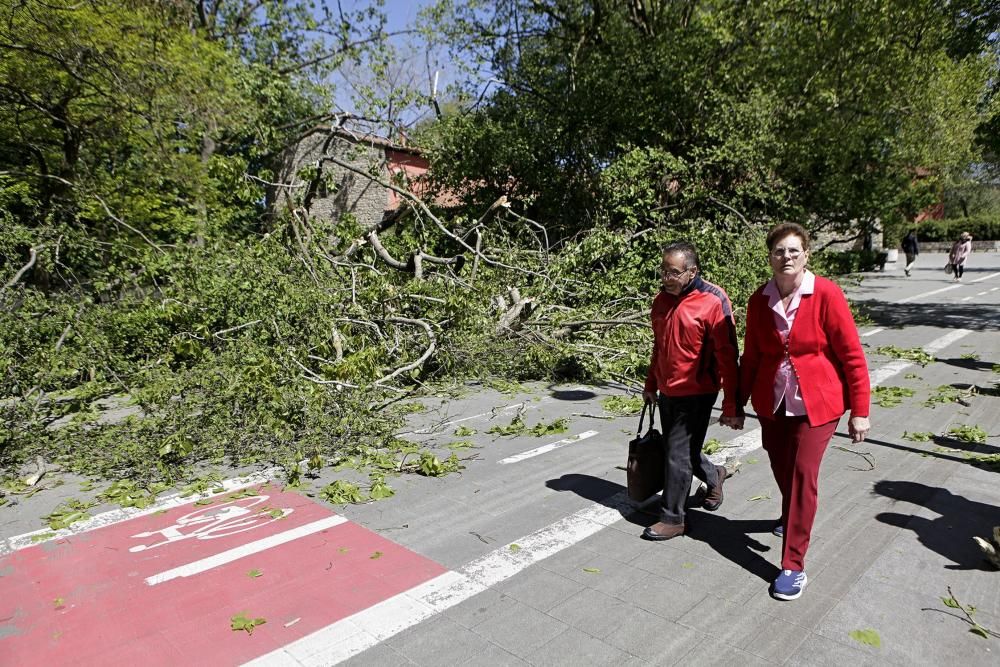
848;628;881;648
230;612;266;635
487;417;526;436
319;480;365;504
872;386;914;408
949;424;987;444
874;345;934;366
529;417;569;437
453;425;477;437
902;431;934;442
600;395;644;416
703;438;724;455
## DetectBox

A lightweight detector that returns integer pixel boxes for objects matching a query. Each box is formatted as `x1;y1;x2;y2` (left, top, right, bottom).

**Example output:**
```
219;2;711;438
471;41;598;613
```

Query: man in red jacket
641;242;744;541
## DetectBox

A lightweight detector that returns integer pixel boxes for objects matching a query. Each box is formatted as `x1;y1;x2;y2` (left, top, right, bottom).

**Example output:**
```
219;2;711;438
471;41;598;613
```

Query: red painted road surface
0;486;446;666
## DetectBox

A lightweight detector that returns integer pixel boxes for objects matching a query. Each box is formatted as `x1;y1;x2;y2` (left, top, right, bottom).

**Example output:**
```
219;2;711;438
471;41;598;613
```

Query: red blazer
740;275;870;427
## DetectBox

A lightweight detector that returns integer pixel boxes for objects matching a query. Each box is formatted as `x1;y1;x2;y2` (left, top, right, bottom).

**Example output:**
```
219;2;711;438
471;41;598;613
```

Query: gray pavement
2;252;999;665
332;252;1000;666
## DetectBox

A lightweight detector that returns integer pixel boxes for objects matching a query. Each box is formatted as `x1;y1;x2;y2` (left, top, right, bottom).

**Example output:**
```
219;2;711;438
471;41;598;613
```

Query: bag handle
637;399;657;437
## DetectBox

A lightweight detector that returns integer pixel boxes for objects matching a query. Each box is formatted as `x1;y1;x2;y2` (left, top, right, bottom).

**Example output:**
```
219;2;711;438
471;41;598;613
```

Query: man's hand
848;416;870;443
719;415;744;430
642;390;657;405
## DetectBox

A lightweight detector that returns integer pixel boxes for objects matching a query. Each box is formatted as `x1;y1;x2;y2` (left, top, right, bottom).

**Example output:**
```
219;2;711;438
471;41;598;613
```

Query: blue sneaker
772;569;807;601
773;519;784;537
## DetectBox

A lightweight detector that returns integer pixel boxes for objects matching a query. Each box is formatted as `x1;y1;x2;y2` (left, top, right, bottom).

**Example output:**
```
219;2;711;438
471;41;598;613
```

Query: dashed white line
861;328;885;337
145;515;348;586
971;271;1000;284
961;296;974;302
896;284;962;303
498;430;600;464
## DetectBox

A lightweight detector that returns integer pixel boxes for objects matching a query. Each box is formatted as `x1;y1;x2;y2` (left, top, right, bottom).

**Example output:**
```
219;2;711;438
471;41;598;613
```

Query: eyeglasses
770;248;804;259
661;268;690;279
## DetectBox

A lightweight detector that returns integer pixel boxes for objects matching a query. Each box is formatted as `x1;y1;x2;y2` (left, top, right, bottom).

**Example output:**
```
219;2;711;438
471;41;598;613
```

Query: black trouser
955;263;965;279
657;393;721;524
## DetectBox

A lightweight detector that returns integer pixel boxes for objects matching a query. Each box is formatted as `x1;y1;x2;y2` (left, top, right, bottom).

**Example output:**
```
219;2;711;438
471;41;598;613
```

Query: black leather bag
627;402;664;502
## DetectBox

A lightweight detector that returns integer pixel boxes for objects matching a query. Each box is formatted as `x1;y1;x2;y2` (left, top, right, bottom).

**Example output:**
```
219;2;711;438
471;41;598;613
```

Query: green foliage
912;215;1000;242
948;425;987;444
487;417;527;436
43;499;96;530
872;386;916;408
415;452;462;477
453;426;477;436
874;346;935;366
319;480;365;505
601;395;644;416
529;418;569;437
924;385;968;407
903;431;935;442
848;629;882;649
703;439;724;456
230;612;266;635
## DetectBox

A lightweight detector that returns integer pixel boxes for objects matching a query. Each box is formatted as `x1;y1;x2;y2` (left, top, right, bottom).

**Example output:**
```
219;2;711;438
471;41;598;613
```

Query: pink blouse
762;271;816;417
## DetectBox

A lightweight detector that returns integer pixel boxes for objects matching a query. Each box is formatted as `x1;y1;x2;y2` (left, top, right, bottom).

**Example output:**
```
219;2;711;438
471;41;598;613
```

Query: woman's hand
642;390;657;405
848;416;871;443
719;415;744;430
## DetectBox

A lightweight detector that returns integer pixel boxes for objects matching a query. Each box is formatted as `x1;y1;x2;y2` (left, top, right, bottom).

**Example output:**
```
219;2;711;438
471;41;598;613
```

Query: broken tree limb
2;246;39;294
497;287;534;332
373;317;436;388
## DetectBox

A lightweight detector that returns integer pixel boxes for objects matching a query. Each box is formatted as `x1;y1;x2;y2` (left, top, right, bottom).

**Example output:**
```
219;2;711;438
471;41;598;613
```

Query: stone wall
273;127;389;229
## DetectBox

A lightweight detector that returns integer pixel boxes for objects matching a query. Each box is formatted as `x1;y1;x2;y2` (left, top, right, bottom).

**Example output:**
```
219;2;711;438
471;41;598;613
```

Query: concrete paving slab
599;605;707;663
493;566;588;613
468;599;570;658
524;626;633;666
386;613;497;666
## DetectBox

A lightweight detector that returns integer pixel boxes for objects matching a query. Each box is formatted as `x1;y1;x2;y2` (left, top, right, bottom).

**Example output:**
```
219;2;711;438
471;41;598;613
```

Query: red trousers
760;413;838;571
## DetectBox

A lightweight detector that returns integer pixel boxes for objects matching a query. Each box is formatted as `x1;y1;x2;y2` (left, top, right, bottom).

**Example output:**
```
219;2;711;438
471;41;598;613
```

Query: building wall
274;128;390;230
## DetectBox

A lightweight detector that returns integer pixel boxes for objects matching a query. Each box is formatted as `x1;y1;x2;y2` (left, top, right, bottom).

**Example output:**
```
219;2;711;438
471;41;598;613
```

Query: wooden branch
2;246;39;294
497;287;534;332
213;320;262;339
372;317;436;387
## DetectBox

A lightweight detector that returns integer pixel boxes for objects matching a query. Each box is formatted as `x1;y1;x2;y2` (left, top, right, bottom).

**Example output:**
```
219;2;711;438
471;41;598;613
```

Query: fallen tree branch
372;317;436;388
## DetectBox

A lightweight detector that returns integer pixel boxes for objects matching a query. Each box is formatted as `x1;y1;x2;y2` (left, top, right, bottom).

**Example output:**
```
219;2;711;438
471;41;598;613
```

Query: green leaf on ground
370;551;383;560
447;440;475;450
903;431;934;442
509;543;522;552
960;353;979;360
453;426;477;436
53;597;65;608
319;480;365;504
601;395;644;416
949;425;987;444
872;386;915;407
681;562;694;569
582;567;601;574
529;417;569;436
703;438;724;455
874;345;934;366
487;417;526;436
368;474;395;500
747;493;771;502
746;457;759;464
247;569;263;578
941;596;961;608
970;625;990;639
231;612;266;635
904;373;921;380
848;628;881;648
31;532;58;543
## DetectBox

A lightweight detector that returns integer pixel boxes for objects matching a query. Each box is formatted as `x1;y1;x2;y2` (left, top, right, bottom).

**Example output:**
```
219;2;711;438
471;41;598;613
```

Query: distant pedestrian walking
739;223;871;601
641;241;743;542
901;230;919;277
949;232;972;281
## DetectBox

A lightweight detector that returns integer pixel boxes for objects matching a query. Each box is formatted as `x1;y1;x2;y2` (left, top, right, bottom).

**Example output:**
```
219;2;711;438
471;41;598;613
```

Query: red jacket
643;276;741;418
740;275;870;427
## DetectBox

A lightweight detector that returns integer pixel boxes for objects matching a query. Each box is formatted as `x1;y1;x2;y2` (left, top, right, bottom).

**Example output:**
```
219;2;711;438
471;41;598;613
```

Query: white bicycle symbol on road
129;495;294;553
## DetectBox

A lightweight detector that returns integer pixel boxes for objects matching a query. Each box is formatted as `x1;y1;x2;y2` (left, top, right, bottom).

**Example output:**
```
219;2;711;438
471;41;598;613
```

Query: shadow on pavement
855;299;1000;330
873;480;999;571
836;434;1000;471
545;473;779;582
935;357;998;372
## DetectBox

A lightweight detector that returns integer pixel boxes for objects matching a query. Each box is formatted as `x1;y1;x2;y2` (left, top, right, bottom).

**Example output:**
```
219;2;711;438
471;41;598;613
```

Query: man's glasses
661;268;690;279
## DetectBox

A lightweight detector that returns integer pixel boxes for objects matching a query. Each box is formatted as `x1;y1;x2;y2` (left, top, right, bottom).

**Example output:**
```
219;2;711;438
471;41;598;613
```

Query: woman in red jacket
740;223;871;601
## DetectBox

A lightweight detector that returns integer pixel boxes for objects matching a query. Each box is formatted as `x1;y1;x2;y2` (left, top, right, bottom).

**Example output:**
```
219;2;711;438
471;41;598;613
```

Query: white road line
896;284;962;303
145;515;347;586
976;291;989;297
971;271;1000;284
1;471;276;556
497;430;600;465
861;328;885;337
962;296;974;302
242;494;633;666
406;402;530;435
991;287;999;293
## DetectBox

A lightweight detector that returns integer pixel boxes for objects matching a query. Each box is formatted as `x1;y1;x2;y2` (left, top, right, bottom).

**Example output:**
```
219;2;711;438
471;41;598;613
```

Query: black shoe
642;521;685;541
702;465;728;511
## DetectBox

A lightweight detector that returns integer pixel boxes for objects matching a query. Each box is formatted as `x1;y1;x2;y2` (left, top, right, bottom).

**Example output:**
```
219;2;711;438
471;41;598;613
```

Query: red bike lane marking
0;486;446;666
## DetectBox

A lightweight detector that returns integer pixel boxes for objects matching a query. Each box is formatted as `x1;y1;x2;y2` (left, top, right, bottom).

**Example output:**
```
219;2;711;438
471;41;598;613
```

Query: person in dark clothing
641;242;744;541
901;230;919;277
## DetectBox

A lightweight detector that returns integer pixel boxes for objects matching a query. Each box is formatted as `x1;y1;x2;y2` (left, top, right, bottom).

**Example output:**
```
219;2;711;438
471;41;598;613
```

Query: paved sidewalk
1;254;997;666
320;254;1000;666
